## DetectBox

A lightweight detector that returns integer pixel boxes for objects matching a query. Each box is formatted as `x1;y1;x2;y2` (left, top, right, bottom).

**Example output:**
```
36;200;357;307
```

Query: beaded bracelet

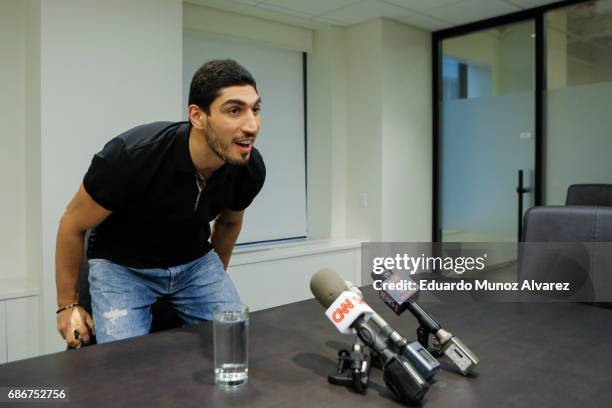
56;303;82;314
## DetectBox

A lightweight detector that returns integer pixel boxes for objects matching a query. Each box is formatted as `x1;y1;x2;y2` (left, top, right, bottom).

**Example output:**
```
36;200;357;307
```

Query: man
55;59;265;347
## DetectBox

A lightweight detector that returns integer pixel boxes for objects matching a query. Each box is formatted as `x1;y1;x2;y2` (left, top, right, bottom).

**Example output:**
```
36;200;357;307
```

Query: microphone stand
327;338;371;394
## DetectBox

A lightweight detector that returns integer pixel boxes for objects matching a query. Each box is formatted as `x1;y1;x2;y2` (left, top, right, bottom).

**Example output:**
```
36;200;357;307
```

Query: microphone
311;268;429;404
371;270;480;376
345;282;440;380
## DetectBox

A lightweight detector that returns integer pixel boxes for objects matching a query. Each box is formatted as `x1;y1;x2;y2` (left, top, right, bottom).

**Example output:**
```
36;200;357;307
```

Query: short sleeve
83;138;135;211
229;149;266;211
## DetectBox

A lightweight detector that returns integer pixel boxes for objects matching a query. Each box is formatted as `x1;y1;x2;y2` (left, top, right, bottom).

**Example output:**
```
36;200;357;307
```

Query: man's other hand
57;306;95;348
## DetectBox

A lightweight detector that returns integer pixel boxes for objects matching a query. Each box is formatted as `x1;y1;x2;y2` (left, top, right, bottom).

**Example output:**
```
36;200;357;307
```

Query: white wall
0;302;5;363
25;0;42;296
346;19;384;241
344;19;432;242
229;242;361;311
381;20;432;242
0;0;28;281
38;0;183;353
0;0;41;359
307;25;348;239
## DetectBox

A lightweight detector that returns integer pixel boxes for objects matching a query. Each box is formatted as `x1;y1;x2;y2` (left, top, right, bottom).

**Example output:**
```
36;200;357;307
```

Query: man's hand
55;184;110;345
56;306;95;348
211;209;244;269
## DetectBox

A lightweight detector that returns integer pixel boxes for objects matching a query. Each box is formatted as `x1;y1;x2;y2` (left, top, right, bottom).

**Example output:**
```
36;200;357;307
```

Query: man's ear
188;104;208;130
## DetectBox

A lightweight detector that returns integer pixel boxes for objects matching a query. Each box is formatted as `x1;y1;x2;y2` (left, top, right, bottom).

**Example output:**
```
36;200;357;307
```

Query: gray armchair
518;206;612;308
565;184;612;206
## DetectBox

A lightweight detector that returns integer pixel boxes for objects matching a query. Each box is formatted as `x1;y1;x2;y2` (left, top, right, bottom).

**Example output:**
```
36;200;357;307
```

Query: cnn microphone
371;270;479;376
310;268;429;404
345;282;440;380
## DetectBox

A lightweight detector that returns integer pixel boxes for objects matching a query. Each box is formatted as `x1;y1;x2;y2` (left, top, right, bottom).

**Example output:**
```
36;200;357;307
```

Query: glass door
438;20;536;243
544;1;612;204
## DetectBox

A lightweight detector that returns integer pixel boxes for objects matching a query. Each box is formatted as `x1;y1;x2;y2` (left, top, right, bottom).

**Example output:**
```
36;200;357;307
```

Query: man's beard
204;122;250;166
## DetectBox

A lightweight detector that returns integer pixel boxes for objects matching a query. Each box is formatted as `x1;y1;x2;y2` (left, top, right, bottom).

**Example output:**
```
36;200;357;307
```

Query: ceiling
211;0;563;31
565;1;612;44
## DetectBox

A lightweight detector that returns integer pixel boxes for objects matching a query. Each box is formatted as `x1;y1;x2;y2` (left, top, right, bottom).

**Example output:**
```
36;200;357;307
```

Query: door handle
517;169;531;241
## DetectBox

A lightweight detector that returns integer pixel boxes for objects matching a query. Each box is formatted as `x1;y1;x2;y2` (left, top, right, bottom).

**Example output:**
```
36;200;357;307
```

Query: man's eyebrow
221;97;262;107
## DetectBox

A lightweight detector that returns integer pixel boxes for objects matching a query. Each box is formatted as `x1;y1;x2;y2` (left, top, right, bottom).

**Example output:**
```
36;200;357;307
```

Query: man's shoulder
241;147;266;182
115;121;185;151
250;147;265;172
222;148;266;192
95;121;186;162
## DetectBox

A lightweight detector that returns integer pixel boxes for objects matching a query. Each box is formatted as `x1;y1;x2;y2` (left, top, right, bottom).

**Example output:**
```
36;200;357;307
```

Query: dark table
1;287;612;408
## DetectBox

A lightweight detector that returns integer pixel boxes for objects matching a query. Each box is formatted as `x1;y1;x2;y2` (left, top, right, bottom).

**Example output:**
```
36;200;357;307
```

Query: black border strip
535;13;545;206
303;51;308;235
432;34;441;242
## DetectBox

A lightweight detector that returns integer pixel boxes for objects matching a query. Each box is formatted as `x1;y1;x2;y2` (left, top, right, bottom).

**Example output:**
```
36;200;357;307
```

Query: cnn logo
331;295;364;323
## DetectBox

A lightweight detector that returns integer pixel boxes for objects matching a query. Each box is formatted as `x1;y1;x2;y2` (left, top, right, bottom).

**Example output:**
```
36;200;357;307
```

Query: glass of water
213;304;249;387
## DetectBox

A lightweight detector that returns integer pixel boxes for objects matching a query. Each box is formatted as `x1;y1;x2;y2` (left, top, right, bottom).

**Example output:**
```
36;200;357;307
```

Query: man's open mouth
234;140;254;152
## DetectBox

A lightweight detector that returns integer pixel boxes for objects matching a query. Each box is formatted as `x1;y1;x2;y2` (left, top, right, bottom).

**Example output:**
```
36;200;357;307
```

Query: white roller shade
183;30;307;243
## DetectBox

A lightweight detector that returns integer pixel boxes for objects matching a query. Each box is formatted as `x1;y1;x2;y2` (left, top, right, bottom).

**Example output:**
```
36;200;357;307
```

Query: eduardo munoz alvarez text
373;278;571;292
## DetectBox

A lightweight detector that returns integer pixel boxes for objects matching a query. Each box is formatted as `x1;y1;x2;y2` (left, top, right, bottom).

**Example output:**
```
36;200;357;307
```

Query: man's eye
253;106;261;115
228;108;241;115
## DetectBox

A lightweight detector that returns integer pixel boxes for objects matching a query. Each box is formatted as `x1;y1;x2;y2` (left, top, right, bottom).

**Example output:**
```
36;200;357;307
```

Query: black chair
518;206;612;308
566;184;612;206
70;237;183;348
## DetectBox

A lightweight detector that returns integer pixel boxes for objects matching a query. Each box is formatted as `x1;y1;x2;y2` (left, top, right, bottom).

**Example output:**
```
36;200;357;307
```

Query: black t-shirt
83;121;266;268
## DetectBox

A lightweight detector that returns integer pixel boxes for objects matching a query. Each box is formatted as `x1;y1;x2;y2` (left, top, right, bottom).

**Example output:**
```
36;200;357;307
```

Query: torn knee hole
102;308;128;322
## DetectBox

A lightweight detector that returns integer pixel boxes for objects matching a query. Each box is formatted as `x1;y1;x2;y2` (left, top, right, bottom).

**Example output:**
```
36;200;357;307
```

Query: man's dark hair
188;59;257;114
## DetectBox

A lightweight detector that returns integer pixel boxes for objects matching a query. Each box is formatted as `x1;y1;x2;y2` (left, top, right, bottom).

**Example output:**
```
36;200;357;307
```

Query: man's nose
242;110;259;135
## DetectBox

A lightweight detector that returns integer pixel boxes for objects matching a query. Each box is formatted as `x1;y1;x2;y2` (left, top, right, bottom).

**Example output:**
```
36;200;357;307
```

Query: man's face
203;85;261;166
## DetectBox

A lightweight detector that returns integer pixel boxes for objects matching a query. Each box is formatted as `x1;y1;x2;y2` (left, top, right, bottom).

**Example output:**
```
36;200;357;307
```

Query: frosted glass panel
545;1;612;204
439;20;535;243
546;82;612;204
442;92;535;242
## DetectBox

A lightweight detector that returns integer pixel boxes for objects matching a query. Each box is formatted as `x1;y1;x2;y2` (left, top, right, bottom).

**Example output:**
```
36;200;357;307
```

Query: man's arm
210;209;244;269
55;184;111;346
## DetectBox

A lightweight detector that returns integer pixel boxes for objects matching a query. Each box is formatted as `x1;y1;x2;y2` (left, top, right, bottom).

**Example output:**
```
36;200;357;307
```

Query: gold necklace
193;171;206;212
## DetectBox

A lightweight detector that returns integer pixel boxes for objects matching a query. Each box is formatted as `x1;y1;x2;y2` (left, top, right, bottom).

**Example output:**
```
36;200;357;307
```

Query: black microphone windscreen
383;357;428;403
310;268;347;308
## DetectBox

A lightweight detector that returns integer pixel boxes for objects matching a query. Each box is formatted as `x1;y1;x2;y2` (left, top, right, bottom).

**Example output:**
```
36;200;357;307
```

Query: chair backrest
522;206;612;242
566;184;612;206
519;206;612;308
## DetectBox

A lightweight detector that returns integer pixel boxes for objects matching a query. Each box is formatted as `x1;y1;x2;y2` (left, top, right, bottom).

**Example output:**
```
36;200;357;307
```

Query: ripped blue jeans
88;250;241;344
